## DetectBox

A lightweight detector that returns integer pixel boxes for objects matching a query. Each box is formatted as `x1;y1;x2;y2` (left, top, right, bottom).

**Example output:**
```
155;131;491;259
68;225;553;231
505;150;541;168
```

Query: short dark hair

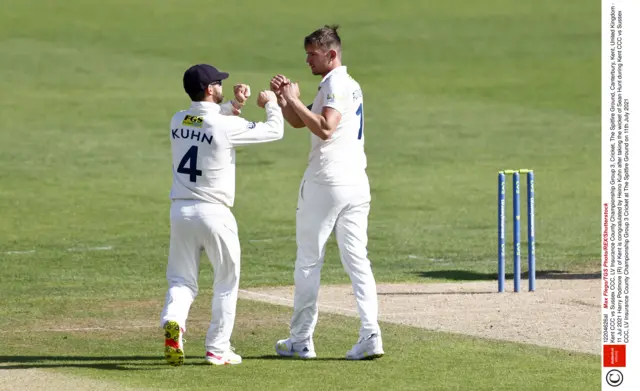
189;91;206;101
188;81;221;102
304;24;341;50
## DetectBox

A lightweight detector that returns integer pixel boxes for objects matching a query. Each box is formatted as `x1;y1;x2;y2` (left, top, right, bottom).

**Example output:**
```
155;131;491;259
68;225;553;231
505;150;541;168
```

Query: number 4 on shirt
356;103;364;140
177;145;202;183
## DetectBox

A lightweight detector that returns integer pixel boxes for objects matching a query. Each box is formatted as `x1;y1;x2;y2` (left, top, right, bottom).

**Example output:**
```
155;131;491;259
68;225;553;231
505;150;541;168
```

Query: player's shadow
0;355;191;371
243;355;346;361
415;269;601;281
0;354;347;369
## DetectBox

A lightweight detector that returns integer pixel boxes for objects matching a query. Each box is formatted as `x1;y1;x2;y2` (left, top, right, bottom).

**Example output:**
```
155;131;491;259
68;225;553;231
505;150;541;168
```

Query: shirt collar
189;101;221;113
320;65;347;85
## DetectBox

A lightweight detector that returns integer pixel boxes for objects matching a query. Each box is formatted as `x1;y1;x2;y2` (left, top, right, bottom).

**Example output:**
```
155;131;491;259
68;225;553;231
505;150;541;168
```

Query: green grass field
0;0;600;390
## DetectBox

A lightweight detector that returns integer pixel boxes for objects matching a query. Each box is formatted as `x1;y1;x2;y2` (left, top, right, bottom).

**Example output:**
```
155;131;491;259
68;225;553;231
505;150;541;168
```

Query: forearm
288;98;332;139
278;97;305;128
260;102;285;141
227;102;284;146
219;100;244;116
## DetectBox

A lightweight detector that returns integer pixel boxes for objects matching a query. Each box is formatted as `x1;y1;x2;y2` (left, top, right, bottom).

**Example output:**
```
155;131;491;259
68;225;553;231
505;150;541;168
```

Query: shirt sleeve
320;78;348;113
225;102;284;146
218;101;237;116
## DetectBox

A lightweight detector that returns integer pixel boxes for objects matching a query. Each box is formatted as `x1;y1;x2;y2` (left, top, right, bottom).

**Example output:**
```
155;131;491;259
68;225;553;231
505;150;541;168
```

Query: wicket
498;169;535;292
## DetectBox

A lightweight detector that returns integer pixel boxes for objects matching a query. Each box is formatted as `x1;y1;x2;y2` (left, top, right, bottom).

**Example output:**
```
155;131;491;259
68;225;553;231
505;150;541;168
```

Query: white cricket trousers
290;180;381;343
160;200;241;354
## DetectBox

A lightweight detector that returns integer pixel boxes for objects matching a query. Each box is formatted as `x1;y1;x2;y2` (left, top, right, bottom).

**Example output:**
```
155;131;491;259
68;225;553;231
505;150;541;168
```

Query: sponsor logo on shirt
326;93;336;103
182;115;204;127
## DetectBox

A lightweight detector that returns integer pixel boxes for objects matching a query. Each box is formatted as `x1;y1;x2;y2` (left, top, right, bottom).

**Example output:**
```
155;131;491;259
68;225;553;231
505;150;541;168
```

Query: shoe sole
205;352;242;365
275;342;317;359
205;358;242;366
163;321;184;367
346;352;384;360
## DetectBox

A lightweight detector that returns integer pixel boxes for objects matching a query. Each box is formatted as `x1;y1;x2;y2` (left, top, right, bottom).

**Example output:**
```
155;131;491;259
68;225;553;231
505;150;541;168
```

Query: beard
310;61;330;76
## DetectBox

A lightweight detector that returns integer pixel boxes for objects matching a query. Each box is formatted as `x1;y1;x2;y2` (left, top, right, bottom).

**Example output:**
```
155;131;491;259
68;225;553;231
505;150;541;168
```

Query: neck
192;96;218;105
321;62;342;78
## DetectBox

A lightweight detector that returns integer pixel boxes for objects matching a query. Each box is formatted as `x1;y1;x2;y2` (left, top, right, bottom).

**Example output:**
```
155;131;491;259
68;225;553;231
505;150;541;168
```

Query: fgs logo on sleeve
326;93;345;105
182;115;204;127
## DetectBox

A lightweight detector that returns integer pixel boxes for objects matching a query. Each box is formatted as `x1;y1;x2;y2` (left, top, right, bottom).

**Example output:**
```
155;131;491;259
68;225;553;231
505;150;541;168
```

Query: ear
205;84;214;96
328;49;337;61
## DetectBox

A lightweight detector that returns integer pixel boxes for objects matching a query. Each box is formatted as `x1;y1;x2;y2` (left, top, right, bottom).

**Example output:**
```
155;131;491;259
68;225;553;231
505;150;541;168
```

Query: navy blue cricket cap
183;64;229;95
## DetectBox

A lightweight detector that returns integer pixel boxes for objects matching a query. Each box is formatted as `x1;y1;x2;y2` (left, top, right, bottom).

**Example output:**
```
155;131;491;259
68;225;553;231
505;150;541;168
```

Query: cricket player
160;64;284;366
270;25;384;360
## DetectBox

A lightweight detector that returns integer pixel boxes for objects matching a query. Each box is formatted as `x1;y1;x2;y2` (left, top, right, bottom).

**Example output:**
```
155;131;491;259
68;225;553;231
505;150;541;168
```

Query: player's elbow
272;124;285;140
289;116;306;128
283;114;305;129
261;120;285;142
318;128;335;140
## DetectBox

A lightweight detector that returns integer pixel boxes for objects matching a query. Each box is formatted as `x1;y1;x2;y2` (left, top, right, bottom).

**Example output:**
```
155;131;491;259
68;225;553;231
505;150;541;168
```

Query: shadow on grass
0;355;180;371
0;355;345;370
243;355;346;361
416;269;601;281
0;363;157;371
0;355;162;363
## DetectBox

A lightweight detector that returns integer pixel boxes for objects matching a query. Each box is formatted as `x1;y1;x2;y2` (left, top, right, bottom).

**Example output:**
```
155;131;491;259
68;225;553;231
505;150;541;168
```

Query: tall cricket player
160;64;284;366
270;25;384;360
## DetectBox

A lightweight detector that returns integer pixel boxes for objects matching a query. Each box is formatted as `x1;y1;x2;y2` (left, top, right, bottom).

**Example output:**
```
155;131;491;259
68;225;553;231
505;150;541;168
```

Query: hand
257;90;277;108
230;105;242;116
281;82;300;102
233;84;251;105
276;94;287;108
270;75;290;95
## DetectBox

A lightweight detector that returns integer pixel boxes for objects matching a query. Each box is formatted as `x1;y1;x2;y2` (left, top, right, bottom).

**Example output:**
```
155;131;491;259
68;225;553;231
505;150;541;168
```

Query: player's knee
295;257;324;270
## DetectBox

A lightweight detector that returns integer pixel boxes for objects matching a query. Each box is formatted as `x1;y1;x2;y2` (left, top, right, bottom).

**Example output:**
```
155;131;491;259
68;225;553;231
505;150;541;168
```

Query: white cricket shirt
305;66;368;186
169;101;284;207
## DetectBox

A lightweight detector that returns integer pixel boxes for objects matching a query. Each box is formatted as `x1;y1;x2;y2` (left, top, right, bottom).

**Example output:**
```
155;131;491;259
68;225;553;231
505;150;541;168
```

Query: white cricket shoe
205;349;242;365
346;333;384;360
275;338;317;359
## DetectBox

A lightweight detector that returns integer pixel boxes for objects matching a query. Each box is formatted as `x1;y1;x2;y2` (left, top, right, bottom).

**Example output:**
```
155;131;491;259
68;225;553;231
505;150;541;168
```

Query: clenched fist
257;90;277;108
281;82;300;102
233;84;251;105
270;75;290;95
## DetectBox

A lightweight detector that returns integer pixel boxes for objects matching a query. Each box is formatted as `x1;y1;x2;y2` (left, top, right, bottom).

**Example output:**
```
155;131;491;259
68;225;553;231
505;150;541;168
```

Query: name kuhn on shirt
171;115;213;145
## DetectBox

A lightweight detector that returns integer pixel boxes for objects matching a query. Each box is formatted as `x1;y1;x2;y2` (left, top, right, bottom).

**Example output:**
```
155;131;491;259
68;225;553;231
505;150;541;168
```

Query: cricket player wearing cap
160;64;284;366
270;25;384;360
